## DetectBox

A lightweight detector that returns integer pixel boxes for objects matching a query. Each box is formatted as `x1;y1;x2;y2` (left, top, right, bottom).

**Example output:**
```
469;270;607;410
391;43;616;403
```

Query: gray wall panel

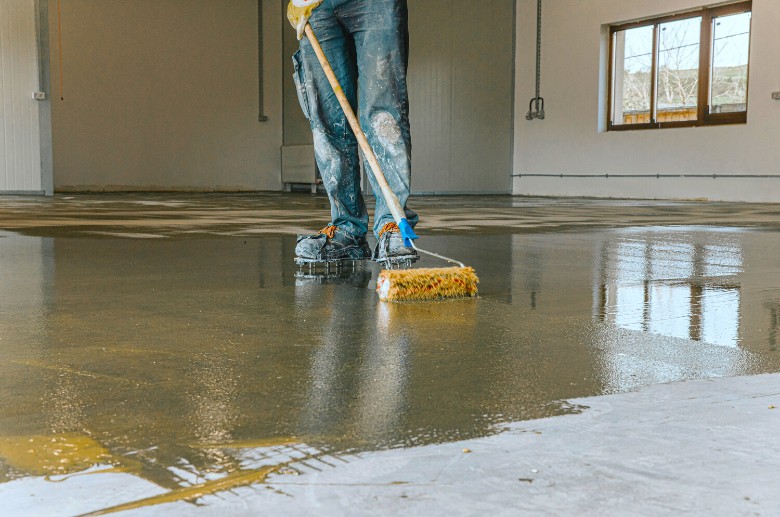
48;0;283;192
0;0;43;193
450;0;514;194
407;0;453;193
408;0;514;194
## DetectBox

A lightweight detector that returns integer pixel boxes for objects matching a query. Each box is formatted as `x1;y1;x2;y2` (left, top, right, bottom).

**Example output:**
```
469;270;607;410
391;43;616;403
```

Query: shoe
295;225;371;263
373;222;419;265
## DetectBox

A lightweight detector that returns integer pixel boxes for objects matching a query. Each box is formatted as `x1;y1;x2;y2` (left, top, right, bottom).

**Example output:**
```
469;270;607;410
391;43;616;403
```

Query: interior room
1;0;779;514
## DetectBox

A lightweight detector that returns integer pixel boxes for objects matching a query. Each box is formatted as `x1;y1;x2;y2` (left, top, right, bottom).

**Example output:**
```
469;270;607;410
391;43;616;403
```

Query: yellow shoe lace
378;222;399;238
318;225;338;239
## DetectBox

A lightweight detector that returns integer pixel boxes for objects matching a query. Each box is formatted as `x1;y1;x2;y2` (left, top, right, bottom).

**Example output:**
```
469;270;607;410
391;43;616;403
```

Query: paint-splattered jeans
292;0;418;239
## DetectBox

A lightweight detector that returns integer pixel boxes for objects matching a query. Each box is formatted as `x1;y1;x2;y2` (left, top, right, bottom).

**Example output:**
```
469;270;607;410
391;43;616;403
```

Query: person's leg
336;0;418;240
293;1;370;260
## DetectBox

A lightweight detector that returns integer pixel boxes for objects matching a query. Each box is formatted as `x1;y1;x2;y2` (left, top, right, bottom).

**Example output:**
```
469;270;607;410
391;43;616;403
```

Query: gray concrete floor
0;194;779;515
136;374;780;516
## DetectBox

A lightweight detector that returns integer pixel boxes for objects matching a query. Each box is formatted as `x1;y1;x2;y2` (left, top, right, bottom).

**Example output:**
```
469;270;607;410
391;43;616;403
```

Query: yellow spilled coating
0;433;131;478
82;465;280;516
377;266;479;302
79;437;301;515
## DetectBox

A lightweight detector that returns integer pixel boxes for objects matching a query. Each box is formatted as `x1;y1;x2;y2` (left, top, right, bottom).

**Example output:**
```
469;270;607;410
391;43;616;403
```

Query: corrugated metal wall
408;0;515;194
0;0;42;193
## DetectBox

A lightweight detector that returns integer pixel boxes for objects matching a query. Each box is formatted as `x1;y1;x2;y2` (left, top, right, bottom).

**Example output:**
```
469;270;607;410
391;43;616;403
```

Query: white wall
0;0;43;193
513;0;780;202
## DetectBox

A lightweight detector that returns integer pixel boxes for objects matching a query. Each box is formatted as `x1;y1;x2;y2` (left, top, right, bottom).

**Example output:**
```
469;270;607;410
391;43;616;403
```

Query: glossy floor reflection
1;221;779;514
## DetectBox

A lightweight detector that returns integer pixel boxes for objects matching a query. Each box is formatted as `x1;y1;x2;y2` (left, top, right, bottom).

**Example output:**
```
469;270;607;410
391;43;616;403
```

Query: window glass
657;17;702;122
609;3;751;130
613;25;654;125
710;11;751;113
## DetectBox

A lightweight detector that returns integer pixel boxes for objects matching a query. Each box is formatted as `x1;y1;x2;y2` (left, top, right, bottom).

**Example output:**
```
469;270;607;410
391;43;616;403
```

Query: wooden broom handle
304;24;407;226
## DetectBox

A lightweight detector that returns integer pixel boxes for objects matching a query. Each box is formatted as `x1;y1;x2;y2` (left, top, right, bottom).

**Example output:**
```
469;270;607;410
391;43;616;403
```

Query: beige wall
43;0;780;198
48;1;515;194
50;0;283;191
513;0;780;202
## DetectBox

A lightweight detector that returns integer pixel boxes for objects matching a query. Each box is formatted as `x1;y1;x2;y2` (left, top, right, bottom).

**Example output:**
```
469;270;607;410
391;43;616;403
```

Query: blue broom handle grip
398;219;418;247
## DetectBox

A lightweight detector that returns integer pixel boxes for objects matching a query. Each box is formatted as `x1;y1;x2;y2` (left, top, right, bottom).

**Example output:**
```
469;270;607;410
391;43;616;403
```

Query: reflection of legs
337;0;418;239
355;303;409;442
298;5;368;239
296;284;370;440
296;296;410;445
299;322;356;437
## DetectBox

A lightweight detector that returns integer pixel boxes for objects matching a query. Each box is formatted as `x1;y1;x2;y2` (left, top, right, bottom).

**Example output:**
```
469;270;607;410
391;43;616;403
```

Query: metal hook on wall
527;97;544;121
526;0;544;121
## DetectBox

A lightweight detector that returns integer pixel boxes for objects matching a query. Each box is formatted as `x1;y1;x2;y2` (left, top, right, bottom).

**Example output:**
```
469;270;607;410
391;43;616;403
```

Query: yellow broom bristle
376;266;479;302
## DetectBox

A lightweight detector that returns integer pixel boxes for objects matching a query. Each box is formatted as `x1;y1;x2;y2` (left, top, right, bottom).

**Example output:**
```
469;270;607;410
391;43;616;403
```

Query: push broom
303;24;478;302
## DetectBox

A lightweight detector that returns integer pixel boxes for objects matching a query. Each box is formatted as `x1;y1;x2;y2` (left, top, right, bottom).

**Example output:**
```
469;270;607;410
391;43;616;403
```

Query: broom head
377;266;479;302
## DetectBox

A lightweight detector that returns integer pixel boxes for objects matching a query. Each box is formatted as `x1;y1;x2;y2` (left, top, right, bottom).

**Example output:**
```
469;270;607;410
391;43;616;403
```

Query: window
609;2;751;130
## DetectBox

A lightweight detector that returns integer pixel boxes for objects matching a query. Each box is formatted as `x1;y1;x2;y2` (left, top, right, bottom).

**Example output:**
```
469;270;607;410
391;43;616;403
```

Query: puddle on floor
1;226;779;514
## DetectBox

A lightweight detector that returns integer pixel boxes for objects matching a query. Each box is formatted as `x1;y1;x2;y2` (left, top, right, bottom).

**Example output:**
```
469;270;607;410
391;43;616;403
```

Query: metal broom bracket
410;243;466;268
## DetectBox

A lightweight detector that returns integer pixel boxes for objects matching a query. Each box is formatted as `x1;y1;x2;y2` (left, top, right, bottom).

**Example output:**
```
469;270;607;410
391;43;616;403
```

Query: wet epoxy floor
1;194;779;515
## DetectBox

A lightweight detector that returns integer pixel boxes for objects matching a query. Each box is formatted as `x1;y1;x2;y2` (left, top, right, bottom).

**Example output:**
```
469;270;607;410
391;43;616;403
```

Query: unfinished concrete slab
85;373;776;517
0;194;779;515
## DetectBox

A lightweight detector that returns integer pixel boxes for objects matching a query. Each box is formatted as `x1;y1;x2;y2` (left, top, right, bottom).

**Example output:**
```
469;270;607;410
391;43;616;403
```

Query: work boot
295;225;371;263
374;222;419;265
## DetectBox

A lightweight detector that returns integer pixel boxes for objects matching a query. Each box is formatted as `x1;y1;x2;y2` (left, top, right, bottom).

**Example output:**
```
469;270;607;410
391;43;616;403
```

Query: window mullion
608;30;615;127
650;23;659;125
697;10;713;124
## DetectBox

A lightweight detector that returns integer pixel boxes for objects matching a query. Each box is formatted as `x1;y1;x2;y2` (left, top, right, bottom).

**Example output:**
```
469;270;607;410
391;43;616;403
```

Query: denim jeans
292;0;418;239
